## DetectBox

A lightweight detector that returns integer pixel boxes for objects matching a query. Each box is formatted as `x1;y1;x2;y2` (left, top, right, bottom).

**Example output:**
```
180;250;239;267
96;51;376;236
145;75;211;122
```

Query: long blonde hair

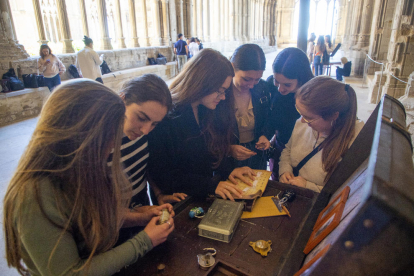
296;76;357;181
170;49;235;166
3;79;130;275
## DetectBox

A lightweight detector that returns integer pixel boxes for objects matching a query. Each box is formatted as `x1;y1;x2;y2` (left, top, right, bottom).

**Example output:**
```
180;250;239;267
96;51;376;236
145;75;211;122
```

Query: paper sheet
228;170;272;200
241;196;287;219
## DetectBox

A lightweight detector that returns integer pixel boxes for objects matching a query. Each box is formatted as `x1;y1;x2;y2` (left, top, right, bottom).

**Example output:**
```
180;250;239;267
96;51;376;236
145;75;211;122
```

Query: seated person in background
107;75;186;243
336;57;352;81
229;44;273;170
3;80;174;276
266;47;314;180
148;49;255;202
279;76;364;192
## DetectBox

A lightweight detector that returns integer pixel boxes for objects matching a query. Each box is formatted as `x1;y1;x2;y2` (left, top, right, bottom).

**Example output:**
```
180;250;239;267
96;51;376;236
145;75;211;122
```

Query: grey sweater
14;178;153;276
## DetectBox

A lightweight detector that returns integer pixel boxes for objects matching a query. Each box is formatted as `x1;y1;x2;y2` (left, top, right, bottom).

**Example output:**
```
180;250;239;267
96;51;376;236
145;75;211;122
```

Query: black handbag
22;74;39;88
36;75;46;87
148;57;157;65
1;79;11;92
100;60;111;75
9;77;25;91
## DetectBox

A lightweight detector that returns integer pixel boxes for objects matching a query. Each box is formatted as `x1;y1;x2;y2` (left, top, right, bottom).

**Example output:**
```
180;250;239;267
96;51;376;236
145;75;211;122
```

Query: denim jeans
44;74;61;92
177;55;187;73
313;56;323;76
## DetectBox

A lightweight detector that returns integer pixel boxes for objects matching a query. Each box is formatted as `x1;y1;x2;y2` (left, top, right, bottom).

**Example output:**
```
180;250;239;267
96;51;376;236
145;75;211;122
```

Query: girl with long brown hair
148;49;255;201
37;44;65;92
313;35;326;76
3;79;174;275
279;76;364;192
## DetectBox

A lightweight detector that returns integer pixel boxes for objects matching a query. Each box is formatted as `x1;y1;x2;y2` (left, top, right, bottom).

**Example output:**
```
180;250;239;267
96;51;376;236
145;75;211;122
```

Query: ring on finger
166;221;172;228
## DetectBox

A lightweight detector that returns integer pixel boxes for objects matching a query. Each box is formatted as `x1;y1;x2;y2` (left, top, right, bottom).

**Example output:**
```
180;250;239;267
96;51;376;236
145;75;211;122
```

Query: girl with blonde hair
3;79;174;276
279;76;364;192
149;49;255;201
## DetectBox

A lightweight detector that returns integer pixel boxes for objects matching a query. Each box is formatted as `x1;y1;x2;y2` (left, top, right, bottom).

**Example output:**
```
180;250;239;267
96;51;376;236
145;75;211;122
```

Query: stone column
355;0;375;48
96;0;113;50
297;0;310;52
78;0;89;37
334;0;347;44
243;0;249;41
220;0;225;40
186;0;194;37
177;0;184;36
0;0;17;43
169;0;177;43
128;0;139;47
228;0;235;41
151;0;162;46
32;0;48;44
196;0;203;40
233;0;239;40
191;0;197;37
277;0;295;45
161;0;171;45
238;0;243;40
224;0;229;41
349;0;364;46
55;0;75;53
139;0;150;46
113;0;126;48
203;0;210;41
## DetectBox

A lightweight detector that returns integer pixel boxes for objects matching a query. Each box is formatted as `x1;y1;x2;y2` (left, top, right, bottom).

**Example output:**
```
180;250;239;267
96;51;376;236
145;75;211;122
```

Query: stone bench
0;62;177;127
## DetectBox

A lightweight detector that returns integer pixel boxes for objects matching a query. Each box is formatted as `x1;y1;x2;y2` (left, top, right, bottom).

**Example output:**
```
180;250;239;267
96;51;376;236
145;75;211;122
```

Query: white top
38;55;66;78
188;42;200;57
279;119;365;192
75;46;103;80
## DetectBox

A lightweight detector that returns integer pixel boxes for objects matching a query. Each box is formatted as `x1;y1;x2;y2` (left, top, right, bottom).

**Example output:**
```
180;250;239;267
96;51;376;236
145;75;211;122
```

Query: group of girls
4;44;363;275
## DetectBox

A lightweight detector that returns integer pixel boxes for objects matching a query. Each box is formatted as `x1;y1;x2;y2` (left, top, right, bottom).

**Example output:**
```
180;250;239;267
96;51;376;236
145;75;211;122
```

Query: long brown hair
39;44;53;59
170;48;235;166
296;76;357;181
3;79;129;275
316;36;326;53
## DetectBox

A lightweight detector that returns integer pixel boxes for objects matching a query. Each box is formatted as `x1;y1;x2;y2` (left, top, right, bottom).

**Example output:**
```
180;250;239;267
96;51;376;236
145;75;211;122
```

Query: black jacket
233;79;274;143
266;75;301;146
148;104;235;197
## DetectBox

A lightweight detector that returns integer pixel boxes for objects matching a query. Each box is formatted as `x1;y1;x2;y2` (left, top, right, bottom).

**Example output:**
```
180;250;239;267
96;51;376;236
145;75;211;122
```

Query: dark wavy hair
272;47;314;86
83;35;93;46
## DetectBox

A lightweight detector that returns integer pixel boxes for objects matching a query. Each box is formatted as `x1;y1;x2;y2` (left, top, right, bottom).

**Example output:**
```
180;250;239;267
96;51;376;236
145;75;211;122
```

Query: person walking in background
336;57;352;81
196;38;203;50
307;33;316;63
313;36;326;76
174;34;188;73
75;36;104;84
188;37;200;58
325;35;334;55
37;44;65;92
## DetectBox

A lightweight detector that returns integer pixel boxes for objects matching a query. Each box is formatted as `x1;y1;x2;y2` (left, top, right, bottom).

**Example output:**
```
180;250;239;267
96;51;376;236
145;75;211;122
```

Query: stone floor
0;50;376;275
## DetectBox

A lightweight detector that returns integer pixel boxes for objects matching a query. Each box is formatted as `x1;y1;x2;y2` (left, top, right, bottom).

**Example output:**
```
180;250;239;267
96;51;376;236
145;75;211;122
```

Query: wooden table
117;181;318;276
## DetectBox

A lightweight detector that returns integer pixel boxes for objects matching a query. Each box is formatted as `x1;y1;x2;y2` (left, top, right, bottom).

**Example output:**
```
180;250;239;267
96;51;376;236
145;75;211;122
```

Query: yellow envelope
241;196;288;219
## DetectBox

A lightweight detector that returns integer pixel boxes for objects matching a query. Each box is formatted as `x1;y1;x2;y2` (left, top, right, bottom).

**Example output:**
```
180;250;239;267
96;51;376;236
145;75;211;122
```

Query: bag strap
292;142;324;177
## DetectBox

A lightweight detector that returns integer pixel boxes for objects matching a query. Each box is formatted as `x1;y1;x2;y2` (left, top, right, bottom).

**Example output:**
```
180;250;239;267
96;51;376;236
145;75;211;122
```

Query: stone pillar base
61;39;75;53
162;37;170;46
129;37;139;48
38;40;49;45
139;37;151;47
100;37;113;50
117;37;127;48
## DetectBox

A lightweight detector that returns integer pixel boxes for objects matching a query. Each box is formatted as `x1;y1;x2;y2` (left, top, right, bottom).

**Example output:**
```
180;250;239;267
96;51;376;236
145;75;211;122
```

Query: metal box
198;199;244;243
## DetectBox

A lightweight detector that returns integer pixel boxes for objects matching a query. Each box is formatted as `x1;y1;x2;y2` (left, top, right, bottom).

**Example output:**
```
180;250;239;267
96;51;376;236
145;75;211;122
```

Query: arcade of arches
1;0;414;139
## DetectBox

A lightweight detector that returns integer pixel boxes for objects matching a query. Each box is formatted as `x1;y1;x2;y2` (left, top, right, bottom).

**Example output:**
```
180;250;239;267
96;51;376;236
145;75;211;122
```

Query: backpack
100;60;111;75
68;64;80;78
148;57;157;65
2;68;17;79
1;79;11;92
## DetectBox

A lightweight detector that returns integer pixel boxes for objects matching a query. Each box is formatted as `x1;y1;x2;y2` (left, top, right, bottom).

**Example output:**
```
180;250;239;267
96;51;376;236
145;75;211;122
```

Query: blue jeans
44;74;61;92
313;56;323;76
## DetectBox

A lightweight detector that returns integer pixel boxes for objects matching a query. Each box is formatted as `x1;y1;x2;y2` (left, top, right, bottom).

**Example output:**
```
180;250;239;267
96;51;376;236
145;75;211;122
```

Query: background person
148;49;255;201
313;36;326;76
196;37;203;50
279;76;364;192
307;33;316;63
37;44;65;92
188;37;200;58
229;44;272;170
174;33;188;73
336;57;352;81
325;35;334;55
75;35;104;83
3;79;174;276
266;47;314;180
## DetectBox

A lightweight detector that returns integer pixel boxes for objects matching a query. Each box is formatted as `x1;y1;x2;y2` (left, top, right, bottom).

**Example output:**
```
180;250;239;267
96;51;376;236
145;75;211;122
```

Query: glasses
295;104;321;125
